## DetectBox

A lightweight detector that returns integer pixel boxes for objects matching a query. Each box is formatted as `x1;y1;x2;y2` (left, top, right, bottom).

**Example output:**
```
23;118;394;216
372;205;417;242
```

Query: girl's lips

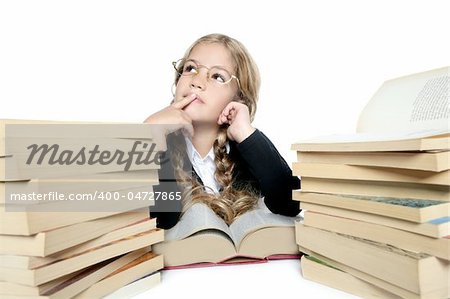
186;94;204;104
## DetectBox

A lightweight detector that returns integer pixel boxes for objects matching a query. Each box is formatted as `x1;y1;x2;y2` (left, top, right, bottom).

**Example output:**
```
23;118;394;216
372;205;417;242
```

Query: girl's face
174;43;239;125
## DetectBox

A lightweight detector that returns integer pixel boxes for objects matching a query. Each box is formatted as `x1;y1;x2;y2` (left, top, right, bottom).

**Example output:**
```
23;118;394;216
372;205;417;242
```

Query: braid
171;129;258;225
211;128;237;223
213;128;234;192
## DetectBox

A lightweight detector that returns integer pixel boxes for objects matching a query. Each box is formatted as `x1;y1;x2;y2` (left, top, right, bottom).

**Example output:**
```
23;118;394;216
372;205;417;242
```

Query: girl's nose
190;70;207;90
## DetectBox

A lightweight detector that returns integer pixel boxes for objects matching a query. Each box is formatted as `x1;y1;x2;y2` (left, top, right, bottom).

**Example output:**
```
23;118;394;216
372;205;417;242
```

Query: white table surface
132;259;359;299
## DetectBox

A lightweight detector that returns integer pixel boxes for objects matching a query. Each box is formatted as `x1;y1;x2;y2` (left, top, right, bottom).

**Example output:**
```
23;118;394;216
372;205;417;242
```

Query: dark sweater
150;129;301;229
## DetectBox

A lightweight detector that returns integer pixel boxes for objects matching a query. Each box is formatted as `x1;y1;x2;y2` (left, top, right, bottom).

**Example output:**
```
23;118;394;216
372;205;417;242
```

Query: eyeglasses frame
172;59;241;89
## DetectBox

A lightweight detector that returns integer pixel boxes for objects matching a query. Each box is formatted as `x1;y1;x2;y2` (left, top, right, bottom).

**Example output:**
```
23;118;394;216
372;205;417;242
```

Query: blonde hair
172;33;261;224
174;33;261;121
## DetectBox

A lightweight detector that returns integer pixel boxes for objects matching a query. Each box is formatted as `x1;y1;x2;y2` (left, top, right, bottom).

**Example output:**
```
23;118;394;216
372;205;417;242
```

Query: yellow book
0;249;148;299
293;162;450;186
300;202;449;238
294;191;450;223
296;150;450;172
0;218;156;269
103;272;161;299
0;209;150;256
0;229;164;286
299;246;449;299
298;177;450;201
74;252;163;299
301;256;402;299
296;223;450;295
303;211;450;260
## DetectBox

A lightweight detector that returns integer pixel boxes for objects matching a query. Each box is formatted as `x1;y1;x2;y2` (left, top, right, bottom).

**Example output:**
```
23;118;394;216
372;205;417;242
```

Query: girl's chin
183;107;221;124
188;116;219;126
191;118;219;126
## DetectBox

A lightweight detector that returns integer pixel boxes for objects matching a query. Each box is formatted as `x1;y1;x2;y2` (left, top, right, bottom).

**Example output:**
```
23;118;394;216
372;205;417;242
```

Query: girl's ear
233;91;245;103
171;83;177;97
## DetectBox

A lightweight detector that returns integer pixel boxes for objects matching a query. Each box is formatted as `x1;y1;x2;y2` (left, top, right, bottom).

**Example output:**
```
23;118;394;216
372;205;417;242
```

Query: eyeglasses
172;59;240;88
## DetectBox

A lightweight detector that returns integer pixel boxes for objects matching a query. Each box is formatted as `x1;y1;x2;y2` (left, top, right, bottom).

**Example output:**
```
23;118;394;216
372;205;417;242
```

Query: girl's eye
183;63;198;74
211;72;227;83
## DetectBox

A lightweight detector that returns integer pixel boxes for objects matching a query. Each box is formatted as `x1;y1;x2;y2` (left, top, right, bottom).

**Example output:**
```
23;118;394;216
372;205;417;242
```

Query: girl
145;33;300;229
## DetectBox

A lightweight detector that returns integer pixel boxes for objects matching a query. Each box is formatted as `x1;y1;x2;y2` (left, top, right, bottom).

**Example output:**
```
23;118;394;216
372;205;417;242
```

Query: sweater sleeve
149;134;183;229
235;129;301;216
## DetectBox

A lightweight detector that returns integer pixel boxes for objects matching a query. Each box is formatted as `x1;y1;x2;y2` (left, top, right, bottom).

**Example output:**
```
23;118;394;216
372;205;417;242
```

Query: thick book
2;180;157;211
0;218;157;269
0;120;160;160
299;177;450;201
1;136;155;156
293;162;450;186
0;193;157;235
300;202;449;238
152;199;300;268
1;185;156;215
0;209;150;256
0;229;164;286
293;191;450;223
292;132;450;152
74;252;163;299
1;144;160;180
0;271;82;297
0;249;148;299
103;272;161;299
296;223;450;296
292;66;450;152
0;119;155;139
300;256;402;299
303;211;450;260
299;246;448;299
296;150;450;172
0;209;124;236
1;169;159;192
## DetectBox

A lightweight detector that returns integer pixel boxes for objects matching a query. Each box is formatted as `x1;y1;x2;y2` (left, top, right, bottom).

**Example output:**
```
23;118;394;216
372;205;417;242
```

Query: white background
2;0;449;165
1;1;449;298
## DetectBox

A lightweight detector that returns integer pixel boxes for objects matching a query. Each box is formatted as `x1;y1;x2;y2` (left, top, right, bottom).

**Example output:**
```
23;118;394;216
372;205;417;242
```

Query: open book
152;199;300;268
292;66;450;151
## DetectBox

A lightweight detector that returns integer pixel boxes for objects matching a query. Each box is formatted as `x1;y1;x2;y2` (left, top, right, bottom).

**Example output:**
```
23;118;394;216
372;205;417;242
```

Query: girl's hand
143;94;196;150
217;102;256;143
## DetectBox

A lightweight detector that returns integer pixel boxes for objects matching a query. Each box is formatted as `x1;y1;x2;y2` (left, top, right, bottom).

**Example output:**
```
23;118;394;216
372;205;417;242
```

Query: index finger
172;94;196;109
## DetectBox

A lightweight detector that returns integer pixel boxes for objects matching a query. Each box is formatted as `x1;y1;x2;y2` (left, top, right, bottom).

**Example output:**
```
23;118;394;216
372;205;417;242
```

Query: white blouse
184;136;230;195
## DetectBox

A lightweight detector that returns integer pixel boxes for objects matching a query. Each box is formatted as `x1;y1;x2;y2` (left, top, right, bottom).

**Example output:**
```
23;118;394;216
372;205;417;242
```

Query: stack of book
292;67;450;299
0;119;165;298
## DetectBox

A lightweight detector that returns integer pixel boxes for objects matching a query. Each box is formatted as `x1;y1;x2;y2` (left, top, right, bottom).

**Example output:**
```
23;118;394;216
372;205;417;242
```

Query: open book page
294;67;449;147
164;203;231;242
229;199;300;248
357;66;449;134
